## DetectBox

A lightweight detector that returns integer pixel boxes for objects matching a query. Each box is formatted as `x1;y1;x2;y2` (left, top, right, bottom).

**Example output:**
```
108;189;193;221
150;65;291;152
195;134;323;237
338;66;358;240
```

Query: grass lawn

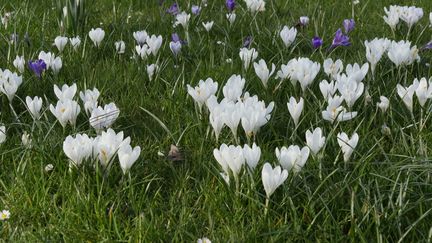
1;0;432;241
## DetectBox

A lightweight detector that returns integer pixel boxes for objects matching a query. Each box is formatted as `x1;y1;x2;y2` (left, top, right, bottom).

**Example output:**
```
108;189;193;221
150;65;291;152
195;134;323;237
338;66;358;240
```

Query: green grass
1;0;432;241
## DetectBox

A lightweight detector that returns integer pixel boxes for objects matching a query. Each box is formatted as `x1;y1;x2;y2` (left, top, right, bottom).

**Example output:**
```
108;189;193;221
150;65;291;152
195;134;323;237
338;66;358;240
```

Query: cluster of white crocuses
187;75;274;141
383;5;424;30
397;77;432;113
319;59;369;123
49;83;120;131
63;128;141;174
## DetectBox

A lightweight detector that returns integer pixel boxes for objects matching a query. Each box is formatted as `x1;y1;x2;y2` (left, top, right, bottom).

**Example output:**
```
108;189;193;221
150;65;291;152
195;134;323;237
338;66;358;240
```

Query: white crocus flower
54;36;68;52
202;21;214;32
90;102;120;131
89;28;105;47
79;88;100;115
187;78;218;110
51;56;63;75
396;82;417;113
135;44;151;60
146;64;158;81
169;41;182;56
387;40;420;67
54;83;77;101
174;11;191;29
49;99;81;127
146;35;163;56
287;97;304;126
279;26;297;48
0;69;23;102
26;96;43;120
399;6;423;28
13;56;25;73
383;5;400;30
115;40;126;54
414;77;432;107
377;96;390;113
93;129;131;168
336;74;364;108
213;144;245;178
133;30;148;46
0;126;6;144
244;0;265;13
118;144;141;174
239;48;258;70
323;58;343;81
223;74;245;102
305;127;325;155
275;145;310;173
261;162;288;198
226;13;236;25
63;133;93;167
38;51;55;69
322;95;357;123
69;36;81;51
345;63;369;83
243;143;261;170
253;59;276;88
364;38;390;75
337;132;359;162
319;80;338;100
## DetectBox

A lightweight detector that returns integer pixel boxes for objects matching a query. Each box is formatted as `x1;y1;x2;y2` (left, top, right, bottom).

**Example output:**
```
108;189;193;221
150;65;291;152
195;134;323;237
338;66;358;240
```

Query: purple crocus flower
191;5;201;15
166;3;179;15
421;41;432;50
243;36;252;48
330;29;350;49
28;59;47;78
172;33;187;45
343;19;355;33
226;0;236;12
312;36;323;49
